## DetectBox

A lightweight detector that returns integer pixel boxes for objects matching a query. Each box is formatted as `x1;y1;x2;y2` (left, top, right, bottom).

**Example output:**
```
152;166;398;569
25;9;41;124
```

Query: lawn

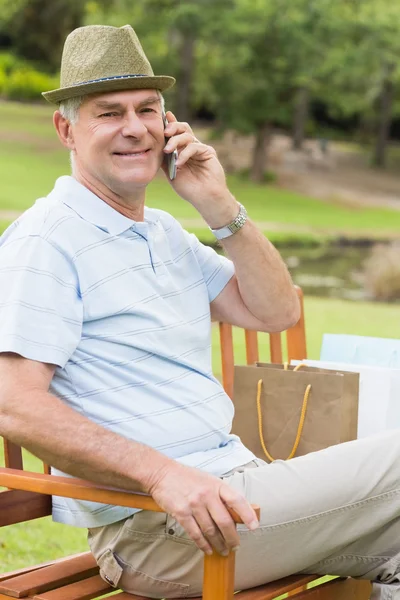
1;101;400;243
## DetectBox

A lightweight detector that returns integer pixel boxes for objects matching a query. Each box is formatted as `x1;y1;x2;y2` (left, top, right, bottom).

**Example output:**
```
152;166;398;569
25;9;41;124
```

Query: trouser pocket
98;548;123;588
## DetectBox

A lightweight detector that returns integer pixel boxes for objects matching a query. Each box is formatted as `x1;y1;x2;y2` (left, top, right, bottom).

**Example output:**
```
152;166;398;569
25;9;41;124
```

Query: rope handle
256;362;311;462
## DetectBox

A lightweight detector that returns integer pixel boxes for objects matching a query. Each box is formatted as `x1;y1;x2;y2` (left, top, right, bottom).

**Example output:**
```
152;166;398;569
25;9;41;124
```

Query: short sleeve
184;231;235;302
0;234;82;367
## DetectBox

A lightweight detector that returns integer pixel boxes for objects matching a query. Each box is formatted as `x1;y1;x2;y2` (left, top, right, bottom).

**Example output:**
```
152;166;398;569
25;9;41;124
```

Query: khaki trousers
88;430;400;599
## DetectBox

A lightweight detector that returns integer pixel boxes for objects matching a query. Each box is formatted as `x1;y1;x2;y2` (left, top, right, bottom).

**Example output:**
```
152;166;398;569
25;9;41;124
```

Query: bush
0;52;26;75
363;242;400;301
3;68;59;101
0;69;6;96
0;51;59;102
237;168;277;184
267;231;327;249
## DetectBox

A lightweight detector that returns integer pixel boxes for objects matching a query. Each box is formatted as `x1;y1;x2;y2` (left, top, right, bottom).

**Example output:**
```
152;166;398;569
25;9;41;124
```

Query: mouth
113;149;151;157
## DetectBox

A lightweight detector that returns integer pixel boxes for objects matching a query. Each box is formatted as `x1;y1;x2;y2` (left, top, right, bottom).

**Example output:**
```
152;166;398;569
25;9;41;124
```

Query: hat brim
42;75;175;104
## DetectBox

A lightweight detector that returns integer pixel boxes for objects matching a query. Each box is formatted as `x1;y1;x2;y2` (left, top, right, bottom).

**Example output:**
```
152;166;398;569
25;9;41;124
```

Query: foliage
319;1;400;116
0;52;58;102
3;68;59;101
237;168;277;184
0;0;87;71
0;52;26;75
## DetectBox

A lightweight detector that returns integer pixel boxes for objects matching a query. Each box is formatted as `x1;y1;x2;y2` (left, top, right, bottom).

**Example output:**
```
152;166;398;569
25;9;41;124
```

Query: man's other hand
162;112;239;229
148;462;259;556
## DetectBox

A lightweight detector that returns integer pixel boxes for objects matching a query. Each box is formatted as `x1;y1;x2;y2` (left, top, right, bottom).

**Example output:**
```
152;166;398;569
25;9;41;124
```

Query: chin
119;166;159;183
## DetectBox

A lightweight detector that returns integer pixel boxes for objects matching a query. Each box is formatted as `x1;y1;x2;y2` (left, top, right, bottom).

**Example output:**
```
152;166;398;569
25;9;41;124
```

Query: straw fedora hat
42;24;175;104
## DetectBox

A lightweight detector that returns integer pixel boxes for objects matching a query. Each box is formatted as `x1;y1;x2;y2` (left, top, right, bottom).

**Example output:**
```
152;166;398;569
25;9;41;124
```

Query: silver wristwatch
210;203;248;240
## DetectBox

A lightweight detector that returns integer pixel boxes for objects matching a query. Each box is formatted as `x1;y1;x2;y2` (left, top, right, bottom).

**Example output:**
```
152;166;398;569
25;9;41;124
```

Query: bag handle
256;363;312;462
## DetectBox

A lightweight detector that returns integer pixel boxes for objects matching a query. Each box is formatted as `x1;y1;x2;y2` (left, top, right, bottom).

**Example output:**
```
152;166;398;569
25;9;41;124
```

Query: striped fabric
0;176;255;527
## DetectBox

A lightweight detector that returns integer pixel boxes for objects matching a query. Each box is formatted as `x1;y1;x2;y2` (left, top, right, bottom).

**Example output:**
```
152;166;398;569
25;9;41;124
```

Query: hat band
73;74;148;86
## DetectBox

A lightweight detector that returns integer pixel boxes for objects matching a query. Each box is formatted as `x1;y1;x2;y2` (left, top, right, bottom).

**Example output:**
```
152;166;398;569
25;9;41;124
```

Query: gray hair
59;95;85;125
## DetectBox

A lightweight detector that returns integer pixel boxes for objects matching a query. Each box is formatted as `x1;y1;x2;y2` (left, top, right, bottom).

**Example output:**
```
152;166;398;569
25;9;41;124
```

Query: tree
202;0;347;180
85;0;234;121
316;0;400;168
1;0;86;71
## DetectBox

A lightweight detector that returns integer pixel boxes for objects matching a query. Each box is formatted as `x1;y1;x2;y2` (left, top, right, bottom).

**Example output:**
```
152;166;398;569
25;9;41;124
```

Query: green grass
1;101;400;240
1;295;400;571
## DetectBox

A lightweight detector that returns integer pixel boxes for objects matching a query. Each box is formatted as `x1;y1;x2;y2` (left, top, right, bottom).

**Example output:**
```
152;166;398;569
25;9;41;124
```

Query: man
0;23;400;600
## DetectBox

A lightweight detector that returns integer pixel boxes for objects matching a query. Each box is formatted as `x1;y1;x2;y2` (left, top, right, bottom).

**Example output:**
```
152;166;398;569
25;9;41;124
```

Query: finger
164;131;197;153
164;118;194;138
192;506;229;556
220;485;259;531
207;500;240;551
165;110;177;123
179;514;213;555
175;143;212;168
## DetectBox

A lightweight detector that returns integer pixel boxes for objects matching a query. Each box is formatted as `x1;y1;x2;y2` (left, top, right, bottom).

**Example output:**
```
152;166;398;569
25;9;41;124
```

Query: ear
53;111;76;151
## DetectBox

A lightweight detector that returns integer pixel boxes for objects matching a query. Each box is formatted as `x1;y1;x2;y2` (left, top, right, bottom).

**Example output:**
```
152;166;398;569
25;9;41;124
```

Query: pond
277;246;371;301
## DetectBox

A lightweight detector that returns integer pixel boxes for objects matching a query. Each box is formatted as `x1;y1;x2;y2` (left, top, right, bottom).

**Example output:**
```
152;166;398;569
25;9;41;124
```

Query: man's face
69;88;165;196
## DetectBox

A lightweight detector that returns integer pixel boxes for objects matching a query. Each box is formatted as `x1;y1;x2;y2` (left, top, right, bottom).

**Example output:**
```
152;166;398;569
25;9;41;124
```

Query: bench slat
233;575;318;600
100;595;149;600
0;554;93;584
0;490;51;527
100;575;319;600
33;574;111;600
0;554;98;598
281;578;372;600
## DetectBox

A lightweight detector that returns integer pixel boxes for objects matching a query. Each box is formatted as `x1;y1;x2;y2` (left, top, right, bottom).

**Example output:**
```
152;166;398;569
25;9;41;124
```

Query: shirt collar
49;176;158;236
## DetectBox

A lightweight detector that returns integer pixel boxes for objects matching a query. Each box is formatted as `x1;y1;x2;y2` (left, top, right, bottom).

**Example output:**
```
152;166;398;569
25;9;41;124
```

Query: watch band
210;203;248;240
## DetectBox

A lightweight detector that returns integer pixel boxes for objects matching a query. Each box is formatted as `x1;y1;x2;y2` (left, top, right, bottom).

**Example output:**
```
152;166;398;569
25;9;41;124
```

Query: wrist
210;202;248;240
139;452;176;494
202;194;239;230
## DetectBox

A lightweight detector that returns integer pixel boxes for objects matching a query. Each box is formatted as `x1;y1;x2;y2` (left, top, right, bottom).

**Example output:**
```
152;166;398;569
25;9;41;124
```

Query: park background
1;0;400;572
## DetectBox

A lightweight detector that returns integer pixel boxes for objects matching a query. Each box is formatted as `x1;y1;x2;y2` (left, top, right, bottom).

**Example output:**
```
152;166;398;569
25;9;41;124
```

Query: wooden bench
0;287;372;600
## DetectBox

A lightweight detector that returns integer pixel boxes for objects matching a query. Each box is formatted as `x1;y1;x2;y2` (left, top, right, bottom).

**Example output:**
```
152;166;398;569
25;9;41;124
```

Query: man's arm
0;353;258;556
163;114;299;332
210;218;300;332
0;353;169;490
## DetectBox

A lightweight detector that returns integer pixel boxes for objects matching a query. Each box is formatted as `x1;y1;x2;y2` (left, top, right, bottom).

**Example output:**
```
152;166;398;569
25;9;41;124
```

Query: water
279;246;369;301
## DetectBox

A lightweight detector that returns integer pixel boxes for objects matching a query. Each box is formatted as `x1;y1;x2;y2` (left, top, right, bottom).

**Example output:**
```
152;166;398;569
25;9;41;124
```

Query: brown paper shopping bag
232;363;359;462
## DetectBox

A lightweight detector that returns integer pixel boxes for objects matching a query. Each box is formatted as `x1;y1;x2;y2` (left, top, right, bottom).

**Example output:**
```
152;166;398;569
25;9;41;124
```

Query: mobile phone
163;112;178;180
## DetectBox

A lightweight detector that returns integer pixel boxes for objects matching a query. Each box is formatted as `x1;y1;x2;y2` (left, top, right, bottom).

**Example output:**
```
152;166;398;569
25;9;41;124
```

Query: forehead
84;88;161;109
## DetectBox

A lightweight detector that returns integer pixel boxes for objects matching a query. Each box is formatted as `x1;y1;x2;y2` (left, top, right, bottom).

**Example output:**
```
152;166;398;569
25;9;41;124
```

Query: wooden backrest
219;286;307;399
0;438;52;526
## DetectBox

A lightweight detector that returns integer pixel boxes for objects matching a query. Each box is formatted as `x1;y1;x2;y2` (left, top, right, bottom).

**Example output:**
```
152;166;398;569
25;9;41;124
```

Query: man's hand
162;112;239;229
148;462;259;556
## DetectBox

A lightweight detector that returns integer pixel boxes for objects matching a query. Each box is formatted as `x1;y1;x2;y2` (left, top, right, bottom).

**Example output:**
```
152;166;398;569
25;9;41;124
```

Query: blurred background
2;0;400;571
2;0;400;308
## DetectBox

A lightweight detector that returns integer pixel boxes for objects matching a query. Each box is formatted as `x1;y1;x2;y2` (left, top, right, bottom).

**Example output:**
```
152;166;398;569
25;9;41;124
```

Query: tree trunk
175;31;196;122
250;122;271;183
292;87;309;150
373;68;394;168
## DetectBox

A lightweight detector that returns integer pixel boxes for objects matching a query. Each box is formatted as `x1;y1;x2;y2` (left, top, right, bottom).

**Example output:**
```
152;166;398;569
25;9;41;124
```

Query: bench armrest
0;468;259;523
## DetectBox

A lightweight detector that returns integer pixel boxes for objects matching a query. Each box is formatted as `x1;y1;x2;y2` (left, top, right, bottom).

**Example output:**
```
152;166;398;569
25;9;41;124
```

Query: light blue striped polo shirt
0;176;255;527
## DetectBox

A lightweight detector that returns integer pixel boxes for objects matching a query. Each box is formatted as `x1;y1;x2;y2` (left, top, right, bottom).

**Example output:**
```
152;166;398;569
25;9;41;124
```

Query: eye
99;112;119;118
140;107;156;113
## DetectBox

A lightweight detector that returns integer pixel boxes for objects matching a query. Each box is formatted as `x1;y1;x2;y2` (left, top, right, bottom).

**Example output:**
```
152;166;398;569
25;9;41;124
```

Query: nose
121;111;147;138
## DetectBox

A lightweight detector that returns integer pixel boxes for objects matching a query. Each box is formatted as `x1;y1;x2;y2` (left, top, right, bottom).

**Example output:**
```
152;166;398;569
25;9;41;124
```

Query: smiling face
57;88;166;202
